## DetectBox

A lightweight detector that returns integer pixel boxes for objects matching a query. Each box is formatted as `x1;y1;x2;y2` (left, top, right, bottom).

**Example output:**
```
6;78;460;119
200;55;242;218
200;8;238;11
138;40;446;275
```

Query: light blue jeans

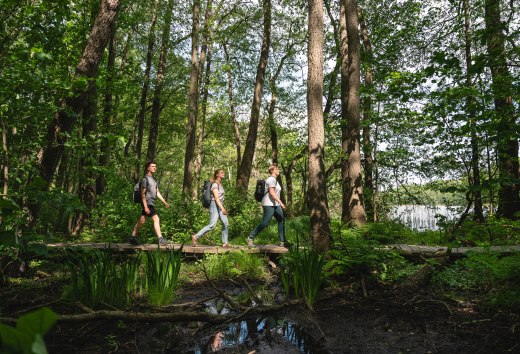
195;200;229;244
249;205;285;242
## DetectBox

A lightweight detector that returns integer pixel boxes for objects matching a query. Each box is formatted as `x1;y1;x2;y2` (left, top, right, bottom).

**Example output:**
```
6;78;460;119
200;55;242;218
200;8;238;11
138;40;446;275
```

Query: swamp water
137;298;329;353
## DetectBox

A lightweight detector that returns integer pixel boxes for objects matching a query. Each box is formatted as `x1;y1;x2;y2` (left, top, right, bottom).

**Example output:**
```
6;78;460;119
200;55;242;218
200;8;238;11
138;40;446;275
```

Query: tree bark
223;40;241;173
182;0;201;197
37;0;122;186
358;7;374;223
483;0;519;219
96;23;117;195
146;0;175;163
462;0;484;223
343;0;366;226
194;0;214;193
307;0;332;252
236;0;271;194
132;0;158;181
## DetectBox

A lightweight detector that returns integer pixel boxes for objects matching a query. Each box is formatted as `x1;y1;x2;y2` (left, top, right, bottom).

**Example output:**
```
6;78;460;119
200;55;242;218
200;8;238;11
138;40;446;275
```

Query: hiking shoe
128;236;141;246
246;237;254;247
279;242;286;247
191;234;198;246
158;237;169;245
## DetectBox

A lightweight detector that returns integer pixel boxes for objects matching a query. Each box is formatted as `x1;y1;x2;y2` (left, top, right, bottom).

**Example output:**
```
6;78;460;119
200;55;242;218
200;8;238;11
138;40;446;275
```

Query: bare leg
151;214;162;238
132;215;146;236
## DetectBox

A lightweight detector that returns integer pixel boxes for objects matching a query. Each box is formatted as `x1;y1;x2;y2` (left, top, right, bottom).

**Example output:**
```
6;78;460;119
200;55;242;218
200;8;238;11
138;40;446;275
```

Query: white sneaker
246;237;254;247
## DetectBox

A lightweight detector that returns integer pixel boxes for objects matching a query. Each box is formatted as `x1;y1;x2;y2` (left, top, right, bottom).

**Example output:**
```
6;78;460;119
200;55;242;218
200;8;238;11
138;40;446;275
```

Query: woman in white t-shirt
247;163;286;247
192;169;230;247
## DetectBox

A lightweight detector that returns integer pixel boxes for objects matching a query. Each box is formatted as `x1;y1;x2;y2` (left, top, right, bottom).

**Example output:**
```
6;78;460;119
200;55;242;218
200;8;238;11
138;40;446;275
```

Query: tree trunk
194;0;214;193
132;0;158;181
323;0;341;121
462;0;484;223
483;0;519;219
1;117;8;199
182;0;201;197
342;0;366;226
37;0;122;186
97;23;117;195
339;0;349;223
307;0;332;252
358;7;374;222
73;82;98;235
223;40;241;173
146;0;175;163
236;0;271;194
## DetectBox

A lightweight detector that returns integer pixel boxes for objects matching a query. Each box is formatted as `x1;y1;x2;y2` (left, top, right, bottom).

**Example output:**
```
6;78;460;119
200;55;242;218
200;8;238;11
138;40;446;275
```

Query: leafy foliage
199;251;268;281
144;247;182;306
0;307;57;354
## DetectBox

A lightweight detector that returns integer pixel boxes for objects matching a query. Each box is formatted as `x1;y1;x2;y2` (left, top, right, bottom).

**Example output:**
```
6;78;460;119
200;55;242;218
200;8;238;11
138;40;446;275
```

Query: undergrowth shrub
199;251;267;280
65;249;140;307
280;247;325;309
434;252;520;311
326;225;418;283
144;247;182;306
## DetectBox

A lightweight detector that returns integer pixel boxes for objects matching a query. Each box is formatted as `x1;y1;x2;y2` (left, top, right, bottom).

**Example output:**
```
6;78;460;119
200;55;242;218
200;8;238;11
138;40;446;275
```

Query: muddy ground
1;273;518;354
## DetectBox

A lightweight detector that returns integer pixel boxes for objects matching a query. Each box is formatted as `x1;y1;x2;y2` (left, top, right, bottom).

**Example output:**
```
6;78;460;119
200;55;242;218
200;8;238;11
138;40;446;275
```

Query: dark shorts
141;205;157;217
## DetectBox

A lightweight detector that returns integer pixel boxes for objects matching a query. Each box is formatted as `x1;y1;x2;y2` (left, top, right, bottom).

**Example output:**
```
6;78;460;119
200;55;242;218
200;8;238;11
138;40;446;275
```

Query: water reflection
185;316;328;354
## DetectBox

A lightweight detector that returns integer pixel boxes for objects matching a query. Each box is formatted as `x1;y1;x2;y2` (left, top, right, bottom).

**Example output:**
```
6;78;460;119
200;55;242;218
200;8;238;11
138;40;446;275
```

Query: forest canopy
0;0;519;246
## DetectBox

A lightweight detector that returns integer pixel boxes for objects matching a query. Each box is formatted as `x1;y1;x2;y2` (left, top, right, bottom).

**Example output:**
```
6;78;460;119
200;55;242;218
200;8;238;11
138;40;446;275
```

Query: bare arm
157;189;170;208
269;186;286;209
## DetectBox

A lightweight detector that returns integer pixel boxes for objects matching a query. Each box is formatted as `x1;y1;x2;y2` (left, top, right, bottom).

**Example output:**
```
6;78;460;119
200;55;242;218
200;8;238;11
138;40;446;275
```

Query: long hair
210;169;223;183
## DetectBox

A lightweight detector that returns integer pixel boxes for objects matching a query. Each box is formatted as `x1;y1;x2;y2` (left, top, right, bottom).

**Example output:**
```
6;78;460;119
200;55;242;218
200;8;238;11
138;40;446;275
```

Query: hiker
192;169;230;247
247;163;286;247
129;161;170;245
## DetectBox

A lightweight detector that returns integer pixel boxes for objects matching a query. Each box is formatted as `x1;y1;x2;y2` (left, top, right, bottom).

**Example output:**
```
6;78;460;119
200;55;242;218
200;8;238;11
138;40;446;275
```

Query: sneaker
279;242;286;247
191;234;198;246
128;236;141;246
246;237;254;247
158;237;168;245
222;243;231;248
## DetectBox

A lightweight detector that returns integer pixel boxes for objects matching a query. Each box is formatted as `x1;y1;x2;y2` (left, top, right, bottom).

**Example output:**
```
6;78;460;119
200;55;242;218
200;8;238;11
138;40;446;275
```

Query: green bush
144;247;182;306
199;251;268;280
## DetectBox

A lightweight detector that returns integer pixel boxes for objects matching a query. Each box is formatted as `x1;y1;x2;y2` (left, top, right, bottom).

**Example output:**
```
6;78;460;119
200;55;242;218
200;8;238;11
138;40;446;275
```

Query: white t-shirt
261;176;281;206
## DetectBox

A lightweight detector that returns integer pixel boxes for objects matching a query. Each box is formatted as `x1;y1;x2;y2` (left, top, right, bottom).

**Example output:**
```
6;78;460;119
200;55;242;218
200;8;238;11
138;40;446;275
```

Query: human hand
164;201;170;208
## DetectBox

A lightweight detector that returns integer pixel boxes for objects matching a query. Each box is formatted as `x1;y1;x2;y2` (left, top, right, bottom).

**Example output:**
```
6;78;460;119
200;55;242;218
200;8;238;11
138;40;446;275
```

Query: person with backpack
129;161;170;245
191;169;230;247
247;163;286;247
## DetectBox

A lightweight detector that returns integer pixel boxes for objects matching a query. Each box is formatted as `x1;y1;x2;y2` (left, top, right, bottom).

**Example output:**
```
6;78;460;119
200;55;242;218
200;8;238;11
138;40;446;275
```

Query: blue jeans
195;200;229;244
249;205;285;242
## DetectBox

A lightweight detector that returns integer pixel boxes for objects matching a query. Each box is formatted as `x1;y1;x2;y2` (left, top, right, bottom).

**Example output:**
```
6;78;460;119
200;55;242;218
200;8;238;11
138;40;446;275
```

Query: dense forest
0;0;519;352
1;0;519;242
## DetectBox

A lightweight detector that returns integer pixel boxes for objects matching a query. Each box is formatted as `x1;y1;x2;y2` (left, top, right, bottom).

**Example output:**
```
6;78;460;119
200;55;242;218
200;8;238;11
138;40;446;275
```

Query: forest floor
1;269;519;353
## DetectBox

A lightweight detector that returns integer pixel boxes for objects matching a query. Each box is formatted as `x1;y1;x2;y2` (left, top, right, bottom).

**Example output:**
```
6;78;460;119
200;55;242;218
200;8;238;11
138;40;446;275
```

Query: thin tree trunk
358;6;374;222
339;0;349;223
1;117;7;199
182;0;201;197
308;0;332;252
146;0;175;163
323;0;341;121
236;0;271;194
97;23;117;195
37;0;122;186
194;0;214;193
483;0;519;219
343;0;366;226
73;82;98;235
223;40;241;173
463;0;484;223
132;0;158;181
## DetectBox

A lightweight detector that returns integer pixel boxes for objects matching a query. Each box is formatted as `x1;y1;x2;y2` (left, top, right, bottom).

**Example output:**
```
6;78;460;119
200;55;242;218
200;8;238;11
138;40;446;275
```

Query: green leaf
31;334;49;354
0;322;32;353
16;307;57;338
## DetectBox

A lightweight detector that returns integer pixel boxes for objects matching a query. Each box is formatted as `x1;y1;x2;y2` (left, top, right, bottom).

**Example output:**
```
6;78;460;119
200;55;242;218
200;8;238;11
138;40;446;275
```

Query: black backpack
254;179;267;202
201;180;212;208
133;177;150;203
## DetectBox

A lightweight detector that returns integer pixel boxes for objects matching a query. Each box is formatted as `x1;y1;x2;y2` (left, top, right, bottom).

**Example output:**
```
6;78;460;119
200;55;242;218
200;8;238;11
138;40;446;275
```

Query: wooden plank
387;244;520;257
45;242;289;255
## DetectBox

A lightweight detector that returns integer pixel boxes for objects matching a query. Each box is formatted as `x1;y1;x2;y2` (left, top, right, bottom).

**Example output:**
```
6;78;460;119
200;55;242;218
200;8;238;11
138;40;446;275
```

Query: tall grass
144;246;182;305
66;250;140;307
200;251;268;280
280;247;325;309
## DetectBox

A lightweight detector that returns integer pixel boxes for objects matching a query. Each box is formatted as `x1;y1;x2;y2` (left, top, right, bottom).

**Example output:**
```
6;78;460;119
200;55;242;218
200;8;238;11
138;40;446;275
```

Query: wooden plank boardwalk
45;242;289;256
386;244;520;256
